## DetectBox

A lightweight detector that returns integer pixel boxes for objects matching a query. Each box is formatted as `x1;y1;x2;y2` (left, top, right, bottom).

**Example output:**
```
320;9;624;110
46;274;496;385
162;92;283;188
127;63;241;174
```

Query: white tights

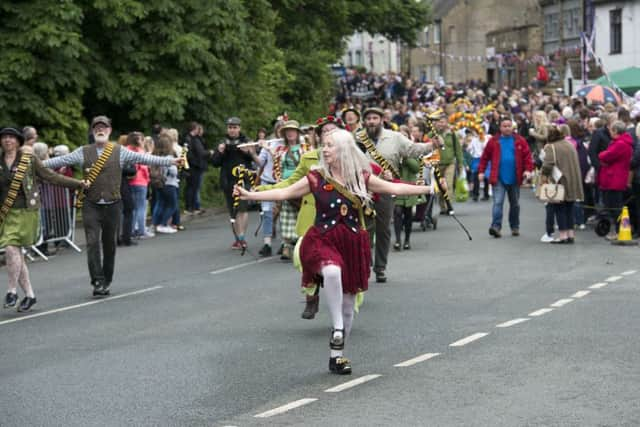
5;246;34;298
321;265;356;357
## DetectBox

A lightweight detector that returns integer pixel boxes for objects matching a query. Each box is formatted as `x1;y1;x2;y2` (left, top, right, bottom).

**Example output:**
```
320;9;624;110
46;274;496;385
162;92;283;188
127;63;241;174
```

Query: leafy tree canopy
0;0;430;146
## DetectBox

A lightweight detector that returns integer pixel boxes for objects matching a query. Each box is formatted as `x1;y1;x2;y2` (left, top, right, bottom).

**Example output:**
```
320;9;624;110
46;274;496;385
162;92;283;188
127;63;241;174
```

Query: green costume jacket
256;150;319;237
394;157;424;208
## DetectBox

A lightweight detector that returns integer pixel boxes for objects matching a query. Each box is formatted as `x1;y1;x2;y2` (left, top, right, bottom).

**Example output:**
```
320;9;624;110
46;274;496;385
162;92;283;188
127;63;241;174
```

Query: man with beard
357;107;437;283
44;116;182;296
211;117;255;250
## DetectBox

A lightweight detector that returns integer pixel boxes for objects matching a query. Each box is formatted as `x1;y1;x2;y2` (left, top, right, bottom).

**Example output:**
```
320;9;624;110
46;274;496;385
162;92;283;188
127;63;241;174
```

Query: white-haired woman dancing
235;129;432;375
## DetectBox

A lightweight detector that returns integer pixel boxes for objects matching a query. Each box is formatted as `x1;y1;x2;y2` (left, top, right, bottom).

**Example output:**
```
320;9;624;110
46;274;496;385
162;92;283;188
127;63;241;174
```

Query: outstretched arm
368;174;432;196
236;176;311;201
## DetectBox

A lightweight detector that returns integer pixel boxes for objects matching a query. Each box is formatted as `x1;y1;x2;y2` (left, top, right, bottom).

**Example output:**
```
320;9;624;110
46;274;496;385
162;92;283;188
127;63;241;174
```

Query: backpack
149;165;167;189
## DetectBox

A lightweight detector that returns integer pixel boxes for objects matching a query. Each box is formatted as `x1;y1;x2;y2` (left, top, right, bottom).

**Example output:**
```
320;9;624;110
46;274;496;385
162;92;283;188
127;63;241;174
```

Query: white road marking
0;286;164;326
605;275;623;282
496;318;530;328
394;353;440;367
550;298;573;308
589;282;609;289
324;374;382;393
254;398;318;418
210;257;272;275
621;270;637;276
449;332;489;347
528;308;554;317
571;290;591;298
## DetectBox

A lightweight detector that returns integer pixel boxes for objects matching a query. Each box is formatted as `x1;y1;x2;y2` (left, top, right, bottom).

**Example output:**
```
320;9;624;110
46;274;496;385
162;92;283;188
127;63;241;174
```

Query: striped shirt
43;145;174;169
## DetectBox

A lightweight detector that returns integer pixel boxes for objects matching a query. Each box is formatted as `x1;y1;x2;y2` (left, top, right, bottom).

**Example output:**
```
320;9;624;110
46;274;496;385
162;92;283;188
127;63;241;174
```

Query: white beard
94;134;108;143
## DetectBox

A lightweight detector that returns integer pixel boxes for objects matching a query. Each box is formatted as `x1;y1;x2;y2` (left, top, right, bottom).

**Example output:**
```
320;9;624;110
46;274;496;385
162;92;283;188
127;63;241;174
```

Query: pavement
1;190;639;426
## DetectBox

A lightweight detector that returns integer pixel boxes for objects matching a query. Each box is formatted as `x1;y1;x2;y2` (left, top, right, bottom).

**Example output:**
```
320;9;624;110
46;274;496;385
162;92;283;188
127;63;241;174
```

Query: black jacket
210;134;252;191
185;133;210;170
588;127;611;171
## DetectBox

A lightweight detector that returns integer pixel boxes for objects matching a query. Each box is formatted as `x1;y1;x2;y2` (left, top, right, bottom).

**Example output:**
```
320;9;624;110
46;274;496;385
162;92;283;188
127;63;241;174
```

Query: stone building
485;24;544;88
405;0;541;84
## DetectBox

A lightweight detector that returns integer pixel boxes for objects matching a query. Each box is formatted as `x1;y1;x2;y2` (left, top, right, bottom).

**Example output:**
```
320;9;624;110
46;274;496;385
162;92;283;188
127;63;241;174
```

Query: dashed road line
589;282;608;289
324;374;382;393
496;318;529;328
449;332;489;347
394;353;440;367
210;257;273;275
571;290;591;298
0;286;164;326
621;270;637;276
605;275;623;282
529;308;554;317
550;298;573;308
254;398;318;418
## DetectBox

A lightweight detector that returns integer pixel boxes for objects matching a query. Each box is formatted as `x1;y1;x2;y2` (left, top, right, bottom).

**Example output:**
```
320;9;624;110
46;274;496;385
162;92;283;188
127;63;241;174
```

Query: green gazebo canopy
595;66;640;96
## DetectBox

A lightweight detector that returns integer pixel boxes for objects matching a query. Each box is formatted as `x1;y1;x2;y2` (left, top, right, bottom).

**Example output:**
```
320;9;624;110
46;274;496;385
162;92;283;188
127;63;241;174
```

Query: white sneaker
156;225;177;234
578;224;586;230
540;233;554;243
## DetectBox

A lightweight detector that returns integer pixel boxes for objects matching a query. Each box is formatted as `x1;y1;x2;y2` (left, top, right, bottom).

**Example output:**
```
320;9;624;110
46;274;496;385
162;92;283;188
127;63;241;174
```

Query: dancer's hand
233;184;250;200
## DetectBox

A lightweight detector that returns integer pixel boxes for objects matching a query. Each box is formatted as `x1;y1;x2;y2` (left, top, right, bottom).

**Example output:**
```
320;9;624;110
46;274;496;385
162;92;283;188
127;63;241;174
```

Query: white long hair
315;129;371;201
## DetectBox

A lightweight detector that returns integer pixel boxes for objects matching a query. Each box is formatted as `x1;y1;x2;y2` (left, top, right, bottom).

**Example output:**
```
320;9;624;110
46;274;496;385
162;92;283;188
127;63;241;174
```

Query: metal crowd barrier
35;182;82;260
0;183;81;263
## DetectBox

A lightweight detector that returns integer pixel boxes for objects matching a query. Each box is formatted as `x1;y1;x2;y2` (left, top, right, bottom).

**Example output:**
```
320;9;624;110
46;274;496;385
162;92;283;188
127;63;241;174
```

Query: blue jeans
261;201;273;237
185;169;204;211
554;201;575;231
171;186;181;225
152;185;178;226
491;181;520;230
130;185;147;236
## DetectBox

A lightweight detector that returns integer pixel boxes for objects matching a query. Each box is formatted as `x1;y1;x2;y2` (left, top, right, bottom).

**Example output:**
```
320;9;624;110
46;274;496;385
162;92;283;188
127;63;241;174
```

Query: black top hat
0;127;25;145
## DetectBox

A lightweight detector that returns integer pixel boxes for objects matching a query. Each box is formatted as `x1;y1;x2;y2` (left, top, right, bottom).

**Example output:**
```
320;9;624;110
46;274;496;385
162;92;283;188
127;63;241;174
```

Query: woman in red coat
598;121;634;239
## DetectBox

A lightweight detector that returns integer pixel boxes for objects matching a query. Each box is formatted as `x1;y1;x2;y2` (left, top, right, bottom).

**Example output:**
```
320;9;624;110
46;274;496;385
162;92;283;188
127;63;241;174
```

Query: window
544;12;560;40
563;8;581;38
424;26;430;47
434;22;441;44
448;25;456;43
355;50;362;66
610;9;622;54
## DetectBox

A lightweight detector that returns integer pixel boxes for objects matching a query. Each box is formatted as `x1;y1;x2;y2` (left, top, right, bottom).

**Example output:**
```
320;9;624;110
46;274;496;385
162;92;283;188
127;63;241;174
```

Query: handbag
537;144;565;204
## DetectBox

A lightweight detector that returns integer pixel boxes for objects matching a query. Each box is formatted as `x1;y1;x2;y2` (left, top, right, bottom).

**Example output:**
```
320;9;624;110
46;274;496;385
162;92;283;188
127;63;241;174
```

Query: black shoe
329;356;352;375
92;281;110;297
393;242;401;251
17;296;36;312
375;270;387;283
122;240;138;246
4;292;18;308
403;242;411;250
489;227;502;238
301;296;319;319
259;244;272;257
440;210;448;216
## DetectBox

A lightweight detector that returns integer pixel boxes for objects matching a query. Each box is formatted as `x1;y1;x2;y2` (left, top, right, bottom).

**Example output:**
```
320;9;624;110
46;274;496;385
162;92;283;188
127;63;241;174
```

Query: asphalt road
1;191;639;426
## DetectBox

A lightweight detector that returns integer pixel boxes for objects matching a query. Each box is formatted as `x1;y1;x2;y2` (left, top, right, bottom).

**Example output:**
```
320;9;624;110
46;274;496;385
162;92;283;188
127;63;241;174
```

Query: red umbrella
576;84;622;104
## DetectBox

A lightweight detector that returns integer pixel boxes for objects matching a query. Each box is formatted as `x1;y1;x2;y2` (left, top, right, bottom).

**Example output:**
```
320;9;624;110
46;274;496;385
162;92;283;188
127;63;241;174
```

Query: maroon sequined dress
300;170;371;294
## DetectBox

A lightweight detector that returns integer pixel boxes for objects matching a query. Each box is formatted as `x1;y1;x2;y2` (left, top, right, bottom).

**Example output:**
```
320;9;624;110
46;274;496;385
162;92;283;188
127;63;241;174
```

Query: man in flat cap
44;115;183;297
356;107;439;283
211;116;255;250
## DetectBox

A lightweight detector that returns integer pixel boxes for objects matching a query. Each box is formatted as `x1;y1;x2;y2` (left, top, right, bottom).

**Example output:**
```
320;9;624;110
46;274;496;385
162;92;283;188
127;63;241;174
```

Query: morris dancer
0;127;87;312
257;116;344;319
271;120;306;260
43;116;182;297
235;129;433;375
356;107;437;283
